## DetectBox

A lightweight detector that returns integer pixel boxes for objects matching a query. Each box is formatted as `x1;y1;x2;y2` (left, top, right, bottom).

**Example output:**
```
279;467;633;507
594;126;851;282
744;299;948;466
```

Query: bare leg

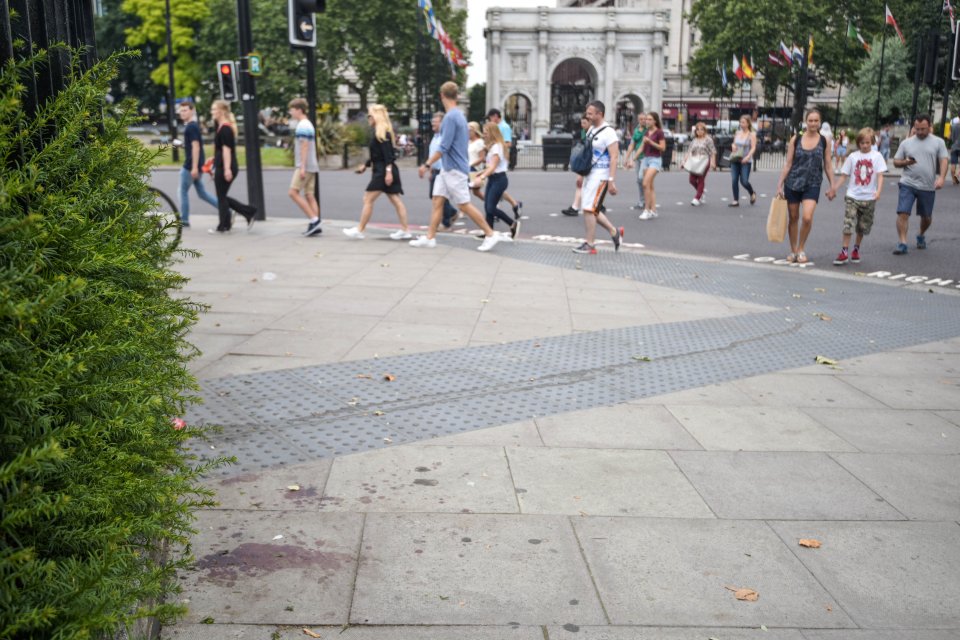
919;214;932;236
854;232;864;246
356;191;382;231
796;199;817;254
458;201;495;236
426;196;446;240
502;191;518;208
386;193;409;231
841;232;852;250
595;211;616;236
642;168;658;211
787;202;801;254
289;189;316;219
305;193;320;218
583;211;599;245
896;212;910;244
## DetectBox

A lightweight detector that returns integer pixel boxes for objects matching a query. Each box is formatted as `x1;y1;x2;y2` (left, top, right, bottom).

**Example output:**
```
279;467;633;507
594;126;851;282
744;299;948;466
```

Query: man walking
425;112;460;231
949;116;960;185
176;101;218;227
891;114;948;255
413;82;511;252
486;108;522;217
573;100;624;255
287;98;322;237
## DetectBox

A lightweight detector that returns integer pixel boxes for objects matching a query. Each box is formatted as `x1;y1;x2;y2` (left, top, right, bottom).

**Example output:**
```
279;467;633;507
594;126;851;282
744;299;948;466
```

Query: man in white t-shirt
573;100;624;255
827;127;887;265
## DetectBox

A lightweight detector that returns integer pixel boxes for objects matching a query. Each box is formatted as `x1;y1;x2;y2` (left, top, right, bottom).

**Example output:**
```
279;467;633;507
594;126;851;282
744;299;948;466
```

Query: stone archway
615;94;645;132
550;58;597;133
504;93;532;141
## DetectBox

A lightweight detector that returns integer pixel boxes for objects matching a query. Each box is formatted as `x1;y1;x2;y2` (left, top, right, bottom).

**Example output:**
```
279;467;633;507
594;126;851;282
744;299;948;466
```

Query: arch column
536;28;549;142
604;18;615;112
651;32;664;113
489;29;501;112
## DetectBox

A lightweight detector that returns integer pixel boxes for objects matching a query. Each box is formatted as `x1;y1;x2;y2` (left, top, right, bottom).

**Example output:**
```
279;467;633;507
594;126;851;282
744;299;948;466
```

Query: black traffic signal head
288;0;323;47
217;60;238;101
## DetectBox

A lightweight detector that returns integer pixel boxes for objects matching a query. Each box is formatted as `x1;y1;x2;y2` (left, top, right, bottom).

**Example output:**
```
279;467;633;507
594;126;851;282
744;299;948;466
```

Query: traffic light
217;60;238;101
288;0;324;47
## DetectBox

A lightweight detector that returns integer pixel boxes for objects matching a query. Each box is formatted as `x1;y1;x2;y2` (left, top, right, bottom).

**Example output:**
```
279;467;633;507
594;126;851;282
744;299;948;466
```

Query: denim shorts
783;184;820;204
640;157;662;173
896;183;935;217
951;149;960;165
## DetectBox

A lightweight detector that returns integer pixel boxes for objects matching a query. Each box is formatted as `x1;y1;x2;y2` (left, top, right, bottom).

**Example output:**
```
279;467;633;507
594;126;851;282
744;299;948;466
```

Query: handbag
682;155;709;175
728;148;744;163
766;195;788;243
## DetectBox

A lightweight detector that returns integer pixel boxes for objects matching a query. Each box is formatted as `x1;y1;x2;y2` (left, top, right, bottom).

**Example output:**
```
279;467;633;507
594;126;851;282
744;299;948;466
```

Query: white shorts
581;172;610;214
432;169;471;206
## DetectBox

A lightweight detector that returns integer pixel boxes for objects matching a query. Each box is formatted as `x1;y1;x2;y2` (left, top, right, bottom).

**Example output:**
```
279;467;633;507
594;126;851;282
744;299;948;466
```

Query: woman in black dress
342;104;411;240
209;99;257;234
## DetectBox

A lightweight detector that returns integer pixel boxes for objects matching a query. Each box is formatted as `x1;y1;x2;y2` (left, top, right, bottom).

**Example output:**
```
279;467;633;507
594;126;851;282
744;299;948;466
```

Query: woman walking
834;129;849;173
343;104;412;240
683;122;717;206
776;108;836;264
624;113;649;211
636;112;665;220
728;115;757;207
467;121;486;201
470;122;519;238
209;99;257;234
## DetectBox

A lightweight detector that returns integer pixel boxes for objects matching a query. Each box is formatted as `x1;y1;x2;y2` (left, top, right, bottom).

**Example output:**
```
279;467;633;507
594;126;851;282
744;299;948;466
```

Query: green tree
122;0;211;97
95;0;166;111
316;0;467;115
468;83;487;122
842;36;930;125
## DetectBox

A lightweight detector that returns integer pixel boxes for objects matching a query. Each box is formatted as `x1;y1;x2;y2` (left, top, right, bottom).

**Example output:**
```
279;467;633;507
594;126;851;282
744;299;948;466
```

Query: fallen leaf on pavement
814;355;838;366
799;539;822;548
814;287;826;293
383;374;396;382
355;374;372;379
302;628;322;638
373;410;385;416
347;397;359;406
725;586;759;601
632;355;652;362
286;485;301;492
813;312;832;321
382;437;392;443
792;293;802;298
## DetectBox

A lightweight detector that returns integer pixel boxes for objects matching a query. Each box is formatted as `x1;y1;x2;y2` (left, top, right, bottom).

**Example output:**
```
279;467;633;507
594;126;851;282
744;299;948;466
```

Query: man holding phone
891;114;948;255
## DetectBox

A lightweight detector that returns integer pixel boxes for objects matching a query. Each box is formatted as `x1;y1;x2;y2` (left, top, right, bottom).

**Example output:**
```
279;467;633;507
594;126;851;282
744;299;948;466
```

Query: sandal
786;253;797;263
796;252;808;264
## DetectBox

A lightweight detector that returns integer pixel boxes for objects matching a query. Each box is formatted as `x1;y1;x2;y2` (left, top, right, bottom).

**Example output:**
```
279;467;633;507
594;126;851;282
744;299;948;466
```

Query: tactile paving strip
190;234;960;475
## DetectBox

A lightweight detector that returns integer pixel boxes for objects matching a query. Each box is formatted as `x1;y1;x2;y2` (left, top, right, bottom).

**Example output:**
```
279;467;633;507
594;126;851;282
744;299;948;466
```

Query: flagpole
874;33;887;128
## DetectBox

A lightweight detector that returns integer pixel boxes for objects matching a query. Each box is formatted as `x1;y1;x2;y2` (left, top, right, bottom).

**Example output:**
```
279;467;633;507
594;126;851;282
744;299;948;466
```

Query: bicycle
146;185;182;251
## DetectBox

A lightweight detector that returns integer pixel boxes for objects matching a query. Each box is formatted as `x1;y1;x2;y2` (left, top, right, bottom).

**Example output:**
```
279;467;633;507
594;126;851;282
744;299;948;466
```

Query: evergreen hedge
1;50;221;639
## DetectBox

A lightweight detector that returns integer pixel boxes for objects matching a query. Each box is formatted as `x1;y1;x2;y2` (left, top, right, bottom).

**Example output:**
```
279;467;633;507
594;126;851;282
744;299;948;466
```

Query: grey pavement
163;212;960;639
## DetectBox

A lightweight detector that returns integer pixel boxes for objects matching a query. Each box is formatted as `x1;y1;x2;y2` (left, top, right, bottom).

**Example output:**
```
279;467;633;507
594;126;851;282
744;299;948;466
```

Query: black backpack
570;125;608;176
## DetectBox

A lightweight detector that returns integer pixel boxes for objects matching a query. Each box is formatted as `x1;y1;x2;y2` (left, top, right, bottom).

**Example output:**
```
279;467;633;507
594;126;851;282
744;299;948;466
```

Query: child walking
827;127;887;266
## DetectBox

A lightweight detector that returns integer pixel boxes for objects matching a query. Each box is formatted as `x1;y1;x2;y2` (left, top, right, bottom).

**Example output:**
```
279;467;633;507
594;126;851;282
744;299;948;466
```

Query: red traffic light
220;64;233;75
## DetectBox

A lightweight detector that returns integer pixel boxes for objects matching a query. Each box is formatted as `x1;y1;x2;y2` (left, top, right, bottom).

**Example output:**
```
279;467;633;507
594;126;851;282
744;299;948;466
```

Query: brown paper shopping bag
766;195;788;243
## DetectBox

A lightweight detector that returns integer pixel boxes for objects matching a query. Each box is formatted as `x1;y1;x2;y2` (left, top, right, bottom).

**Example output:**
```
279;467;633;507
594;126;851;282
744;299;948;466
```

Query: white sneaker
477;233;506;252
638;210;654;220
648;209;659;218
691;198;701;206
409;235;436;248
389;229;413;240
342;226;365;239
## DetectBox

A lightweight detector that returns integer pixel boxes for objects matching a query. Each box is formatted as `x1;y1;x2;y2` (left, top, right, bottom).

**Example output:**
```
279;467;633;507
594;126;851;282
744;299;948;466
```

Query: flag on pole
717;60;729;88
779;41;793;66
733;53;744;80
792;43;804;66
944;0;957;34
741;54;755;79
847;21;872;51
885;5;906;44
768;50;785;66
807;35;814;66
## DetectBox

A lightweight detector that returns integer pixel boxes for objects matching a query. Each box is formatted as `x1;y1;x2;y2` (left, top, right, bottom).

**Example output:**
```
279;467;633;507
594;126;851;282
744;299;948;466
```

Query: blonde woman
470;122;518;237
209;99;256;234
343;104;411;240
682;122;717;205
467;121;486;200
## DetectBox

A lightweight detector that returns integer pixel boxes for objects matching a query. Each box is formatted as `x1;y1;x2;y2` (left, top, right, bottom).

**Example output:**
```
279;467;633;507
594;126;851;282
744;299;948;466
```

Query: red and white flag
779;41;793;66
732;53;744;80
885;5;906;44
768;50;785;66
944;0;957;34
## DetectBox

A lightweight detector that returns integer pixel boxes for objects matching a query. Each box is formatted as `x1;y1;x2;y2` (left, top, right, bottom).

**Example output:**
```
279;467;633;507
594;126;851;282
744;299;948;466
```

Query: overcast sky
466;0;548;87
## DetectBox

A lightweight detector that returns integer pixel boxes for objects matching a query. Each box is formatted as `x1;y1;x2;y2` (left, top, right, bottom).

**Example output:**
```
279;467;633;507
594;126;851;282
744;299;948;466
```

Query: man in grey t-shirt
891;114;948;255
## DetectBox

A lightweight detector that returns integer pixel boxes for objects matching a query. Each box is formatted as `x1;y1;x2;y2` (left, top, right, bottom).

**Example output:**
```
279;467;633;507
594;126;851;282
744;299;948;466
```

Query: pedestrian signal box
288;0;320;47
218;60;238;101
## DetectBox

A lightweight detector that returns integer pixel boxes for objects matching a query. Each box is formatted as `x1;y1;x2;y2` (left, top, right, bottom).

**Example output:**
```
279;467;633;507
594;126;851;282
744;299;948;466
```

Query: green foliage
467;83;487;123
94;0;167;112
842;37;929;125
0;50;223;638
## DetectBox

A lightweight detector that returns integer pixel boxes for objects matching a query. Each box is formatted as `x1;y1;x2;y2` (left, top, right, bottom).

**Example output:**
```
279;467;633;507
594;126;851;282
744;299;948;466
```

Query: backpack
570;125;608;176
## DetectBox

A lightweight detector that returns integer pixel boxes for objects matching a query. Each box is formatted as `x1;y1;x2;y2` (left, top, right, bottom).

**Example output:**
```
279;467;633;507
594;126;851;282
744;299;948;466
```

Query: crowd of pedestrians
176;91;954;263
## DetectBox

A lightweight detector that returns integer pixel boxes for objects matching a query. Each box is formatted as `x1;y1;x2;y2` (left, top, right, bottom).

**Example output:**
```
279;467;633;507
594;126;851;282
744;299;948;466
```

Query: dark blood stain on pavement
196;543;353;583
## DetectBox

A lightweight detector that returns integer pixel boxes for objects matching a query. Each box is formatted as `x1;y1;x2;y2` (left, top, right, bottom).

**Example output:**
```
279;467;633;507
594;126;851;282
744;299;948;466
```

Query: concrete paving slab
570;311;662;331
801;631;960;640
896;338;960;353
818;351;960;377
244;626;546;639
351;513;606;625
383;303;482;326
228;331;358;360
547;627;806;639
361;321;475;346
424;420;544;447
670;452;904;520
507;447;714;517
733;374;888;409
206;459;334;510
841;376;960;410
629;382;758;407
193;311;280;335
831;453;960;520
667;406;856;452
535;404;703;450
179;510;363;625
802;408;960;453
573;517;853;628
187;333;253;374
193;354;321;378
769;521;960;628
937;410;960;427
267;312;382;335
320;445;518;513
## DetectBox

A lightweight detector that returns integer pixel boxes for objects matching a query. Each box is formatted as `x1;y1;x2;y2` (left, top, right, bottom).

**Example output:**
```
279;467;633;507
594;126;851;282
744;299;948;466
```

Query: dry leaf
792;293;802;298
632;355;652;362
286;484;301;492
725;586;759;601
813;312;832;321
347;397;359;406
302;629;323;638
355;374;372;379
799;539;822;548
814;355;838;366
814;287;826;293
373;410;385;416
383;374;396;382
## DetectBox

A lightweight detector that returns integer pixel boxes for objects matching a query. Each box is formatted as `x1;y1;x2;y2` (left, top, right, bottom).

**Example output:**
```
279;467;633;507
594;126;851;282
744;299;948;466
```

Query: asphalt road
152;164;960;284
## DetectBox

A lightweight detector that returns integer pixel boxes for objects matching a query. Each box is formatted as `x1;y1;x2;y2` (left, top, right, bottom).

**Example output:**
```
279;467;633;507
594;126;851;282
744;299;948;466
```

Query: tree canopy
841;36;930;126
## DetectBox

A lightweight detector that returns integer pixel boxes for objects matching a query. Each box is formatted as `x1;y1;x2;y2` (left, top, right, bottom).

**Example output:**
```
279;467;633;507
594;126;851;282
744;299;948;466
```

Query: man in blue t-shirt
413;82;511;252
486;108;522;217
176;101;218;227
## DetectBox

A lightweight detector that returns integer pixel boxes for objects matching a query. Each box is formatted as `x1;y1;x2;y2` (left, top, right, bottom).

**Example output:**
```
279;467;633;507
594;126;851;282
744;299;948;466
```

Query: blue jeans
730;160;754;201
483;172;513;230
179;166;219;223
